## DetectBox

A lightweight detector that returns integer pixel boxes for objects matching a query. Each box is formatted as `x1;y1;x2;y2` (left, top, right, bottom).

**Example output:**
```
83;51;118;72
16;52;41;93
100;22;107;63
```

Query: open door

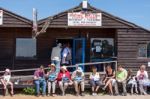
72;38;85;71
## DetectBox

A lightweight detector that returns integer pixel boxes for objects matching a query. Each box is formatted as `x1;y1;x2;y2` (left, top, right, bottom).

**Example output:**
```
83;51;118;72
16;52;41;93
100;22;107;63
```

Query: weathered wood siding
0;8;32;27
117;28;150;72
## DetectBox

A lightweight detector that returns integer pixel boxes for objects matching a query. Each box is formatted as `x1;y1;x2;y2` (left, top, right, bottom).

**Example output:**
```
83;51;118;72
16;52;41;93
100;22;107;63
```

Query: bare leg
103;79;112;89
108;83;113;94
1;79;7;96
8;82;14;96
48;82;51;94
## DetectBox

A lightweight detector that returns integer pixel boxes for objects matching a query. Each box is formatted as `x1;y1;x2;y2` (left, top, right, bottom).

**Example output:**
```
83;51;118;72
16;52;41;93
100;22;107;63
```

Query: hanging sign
68;12;102;26
0;10;3;25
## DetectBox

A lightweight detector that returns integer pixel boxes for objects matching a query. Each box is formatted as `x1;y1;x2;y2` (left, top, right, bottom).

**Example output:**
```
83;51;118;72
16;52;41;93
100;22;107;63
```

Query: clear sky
0;0;150;29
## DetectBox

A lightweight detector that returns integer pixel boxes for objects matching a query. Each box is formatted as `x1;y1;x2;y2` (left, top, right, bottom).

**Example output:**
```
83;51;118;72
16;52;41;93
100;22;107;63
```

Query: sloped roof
38;3;150;33
0;7;32;27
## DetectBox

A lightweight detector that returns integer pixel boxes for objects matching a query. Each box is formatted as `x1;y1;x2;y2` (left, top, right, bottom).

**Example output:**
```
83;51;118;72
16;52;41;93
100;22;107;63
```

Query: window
138;44;147;58
90;38;115;61
16;38;36;59
138;43;150;58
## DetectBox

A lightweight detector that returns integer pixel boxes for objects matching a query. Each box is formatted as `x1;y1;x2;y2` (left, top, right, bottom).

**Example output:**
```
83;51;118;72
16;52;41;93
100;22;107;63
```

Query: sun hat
76;67;83;72
61;66;67;71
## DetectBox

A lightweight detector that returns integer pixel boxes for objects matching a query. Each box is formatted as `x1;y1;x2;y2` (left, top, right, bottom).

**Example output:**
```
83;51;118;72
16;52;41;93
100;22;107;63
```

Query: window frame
15;38;37;60
137;42;150;59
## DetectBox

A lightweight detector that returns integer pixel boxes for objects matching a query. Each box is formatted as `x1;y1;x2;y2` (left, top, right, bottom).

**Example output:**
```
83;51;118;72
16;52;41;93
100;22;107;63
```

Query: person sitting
0;69;14;96
34;65;46;97
89;66;101;96
136;65;149;95
114;65;128;96
72;67;85;96
57;66;73;96
102;65;116;95
127;69;138;95
47;64;57;96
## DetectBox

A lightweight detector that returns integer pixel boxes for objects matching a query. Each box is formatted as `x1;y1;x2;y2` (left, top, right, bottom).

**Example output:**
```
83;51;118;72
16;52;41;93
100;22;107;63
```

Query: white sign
0;10;3;25
82;0;88;9
68;12;102;26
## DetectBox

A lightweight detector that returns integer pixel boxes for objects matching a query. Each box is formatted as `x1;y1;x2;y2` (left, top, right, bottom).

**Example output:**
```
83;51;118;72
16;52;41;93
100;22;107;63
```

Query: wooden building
0;3;150;74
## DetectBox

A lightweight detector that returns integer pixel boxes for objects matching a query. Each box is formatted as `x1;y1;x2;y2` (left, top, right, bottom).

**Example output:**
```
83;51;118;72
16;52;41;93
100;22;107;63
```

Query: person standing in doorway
51;43;62;73
61;43;72;66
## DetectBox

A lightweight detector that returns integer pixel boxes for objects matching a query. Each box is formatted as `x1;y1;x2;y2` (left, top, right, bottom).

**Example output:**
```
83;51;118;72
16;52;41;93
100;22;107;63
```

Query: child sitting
127;69;138;95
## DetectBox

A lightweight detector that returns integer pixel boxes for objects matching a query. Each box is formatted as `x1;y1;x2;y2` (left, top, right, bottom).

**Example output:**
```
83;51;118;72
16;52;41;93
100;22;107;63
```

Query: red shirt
57;71;71;81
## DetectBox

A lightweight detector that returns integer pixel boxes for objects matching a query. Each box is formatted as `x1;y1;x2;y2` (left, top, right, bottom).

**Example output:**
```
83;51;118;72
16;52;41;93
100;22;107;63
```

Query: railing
0;61;117;74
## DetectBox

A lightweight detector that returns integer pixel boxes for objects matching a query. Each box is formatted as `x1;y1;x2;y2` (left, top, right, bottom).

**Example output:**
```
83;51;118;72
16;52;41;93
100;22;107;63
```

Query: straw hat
61;66;67;71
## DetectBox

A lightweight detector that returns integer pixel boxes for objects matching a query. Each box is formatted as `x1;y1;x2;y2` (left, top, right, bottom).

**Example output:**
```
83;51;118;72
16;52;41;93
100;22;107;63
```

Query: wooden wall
117;28;150;72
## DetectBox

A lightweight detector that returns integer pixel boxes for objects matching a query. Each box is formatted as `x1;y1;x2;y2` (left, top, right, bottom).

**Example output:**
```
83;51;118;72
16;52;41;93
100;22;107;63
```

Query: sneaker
92;93;95;96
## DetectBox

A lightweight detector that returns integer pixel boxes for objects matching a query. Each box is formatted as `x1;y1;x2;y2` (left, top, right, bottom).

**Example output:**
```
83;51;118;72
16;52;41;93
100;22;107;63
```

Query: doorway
56;38;86;71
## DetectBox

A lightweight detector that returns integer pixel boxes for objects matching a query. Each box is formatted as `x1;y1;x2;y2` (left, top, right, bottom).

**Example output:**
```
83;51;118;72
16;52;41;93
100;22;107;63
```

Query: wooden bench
0;73;105;89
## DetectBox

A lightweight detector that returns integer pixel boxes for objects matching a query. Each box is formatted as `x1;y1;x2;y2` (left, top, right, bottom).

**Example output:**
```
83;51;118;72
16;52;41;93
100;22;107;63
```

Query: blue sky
0;0;150;29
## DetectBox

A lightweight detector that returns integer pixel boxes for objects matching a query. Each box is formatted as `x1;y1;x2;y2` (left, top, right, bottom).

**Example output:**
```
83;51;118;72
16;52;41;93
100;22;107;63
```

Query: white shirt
3;75;11;83
51;46;62;61
90;72;100;81
136;70;148;81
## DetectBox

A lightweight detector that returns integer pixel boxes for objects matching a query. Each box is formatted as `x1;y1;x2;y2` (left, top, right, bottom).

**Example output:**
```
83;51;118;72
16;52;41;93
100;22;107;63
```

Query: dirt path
1;94;150;99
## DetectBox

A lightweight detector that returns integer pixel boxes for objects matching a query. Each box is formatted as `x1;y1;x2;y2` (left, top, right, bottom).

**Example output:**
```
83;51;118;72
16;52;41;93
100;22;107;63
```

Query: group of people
33;64;150;97
0;64;150;97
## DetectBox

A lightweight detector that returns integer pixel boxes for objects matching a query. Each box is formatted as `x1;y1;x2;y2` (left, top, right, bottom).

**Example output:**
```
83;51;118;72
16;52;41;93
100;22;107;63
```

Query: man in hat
46;63;57;96
34;65;46;97
0;68;14;96
57;66;73;96
72;67;85;96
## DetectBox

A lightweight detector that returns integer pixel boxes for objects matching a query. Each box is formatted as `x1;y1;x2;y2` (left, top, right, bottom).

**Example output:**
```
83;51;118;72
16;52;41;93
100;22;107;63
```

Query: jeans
114;80;127;94
90;80;101;87
34;80;46;95
51;60;60;73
